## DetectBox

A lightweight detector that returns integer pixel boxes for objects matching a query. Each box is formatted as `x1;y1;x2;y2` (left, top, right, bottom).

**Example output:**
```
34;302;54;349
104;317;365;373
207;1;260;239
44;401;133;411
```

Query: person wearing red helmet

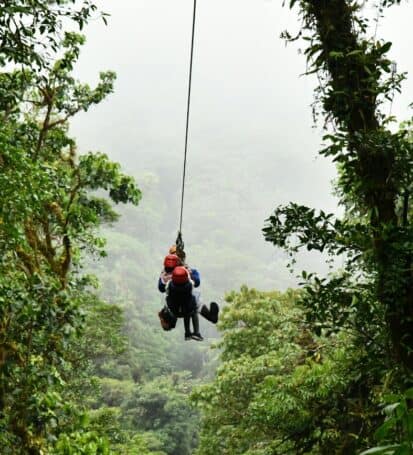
157;249;220;337
158;252;200;293
165;254;179;269
166;266;203;341
158;254;180;293
171;266;189;284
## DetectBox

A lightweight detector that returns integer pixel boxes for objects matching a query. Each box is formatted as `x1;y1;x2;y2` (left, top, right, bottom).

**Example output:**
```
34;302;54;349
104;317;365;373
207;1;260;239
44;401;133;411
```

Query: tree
0;29;140;453
193;287;380;454
122;374;199;455
0;1;104;68
264;0;413;373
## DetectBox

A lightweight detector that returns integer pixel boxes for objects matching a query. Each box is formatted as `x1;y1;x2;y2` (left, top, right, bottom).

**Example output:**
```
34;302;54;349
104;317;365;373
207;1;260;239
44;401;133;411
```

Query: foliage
265;1;413;371
121;374;199;455
193;288;383;454
0;2;212;454
361;388;413;455
259;0;413;452
0;14;141;452
62;262;201;454
57;294;175;455
0;0;106;68
52;429;110;455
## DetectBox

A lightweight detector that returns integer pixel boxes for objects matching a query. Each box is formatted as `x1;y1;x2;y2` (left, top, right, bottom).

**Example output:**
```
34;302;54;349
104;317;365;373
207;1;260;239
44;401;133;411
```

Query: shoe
209;302;219;323
210;301;219;315
191;333;204;341
185;333;192;341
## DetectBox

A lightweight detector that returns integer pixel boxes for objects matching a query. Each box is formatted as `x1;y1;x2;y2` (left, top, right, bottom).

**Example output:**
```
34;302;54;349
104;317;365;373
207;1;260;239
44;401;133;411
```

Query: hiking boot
184;333;192;341
191;333;204;341
209;302;219;323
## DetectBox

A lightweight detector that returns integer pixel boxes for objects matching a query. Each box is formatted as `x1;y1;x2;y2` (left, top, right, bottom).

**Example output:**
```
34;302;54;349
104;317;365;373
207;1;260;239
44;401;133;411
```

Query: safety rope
178;0;197;239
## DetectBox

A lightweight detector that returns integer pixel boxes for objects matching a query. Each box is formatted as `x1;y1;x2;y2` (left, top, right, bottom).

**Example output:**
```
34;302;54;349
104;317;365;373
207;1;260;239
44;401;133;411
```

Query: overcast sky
72;0;333;202
71;0;413;289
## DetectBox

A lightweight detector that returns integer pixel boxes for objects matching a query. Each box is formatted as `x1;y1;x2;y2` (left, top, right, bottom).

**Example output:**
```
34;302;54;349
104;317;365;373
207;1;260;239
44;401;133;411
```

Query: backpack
158;305;177;331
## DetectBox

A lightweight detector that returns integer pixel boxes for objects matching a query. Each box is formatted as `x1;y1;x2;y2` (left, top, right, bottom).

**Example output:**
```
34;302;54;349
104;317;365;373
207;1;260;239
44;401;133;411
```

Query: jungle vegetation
2;1;413;455
195;1;413;454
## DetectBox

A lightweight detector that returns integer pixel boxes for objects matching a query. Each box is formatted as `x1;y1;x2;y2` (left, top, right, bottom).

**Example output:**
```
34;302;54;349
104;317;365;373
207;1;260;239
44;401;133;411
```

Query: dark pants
184;311;200;336
167;295;197;318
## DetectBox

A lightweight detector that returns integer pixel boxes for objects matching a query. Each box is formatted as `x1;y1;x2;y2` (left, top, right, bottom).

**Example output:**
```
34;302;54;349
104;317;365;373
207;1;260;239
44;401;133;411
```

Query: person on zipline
158;250;219;337
159;248;219;322
165;265;203;341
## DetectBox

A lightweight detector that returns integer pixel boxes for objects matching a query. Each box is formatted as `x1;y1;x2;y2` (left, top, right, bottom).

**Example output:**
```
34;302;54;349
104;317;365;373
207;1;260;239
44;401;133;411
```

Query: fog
71;0;413;295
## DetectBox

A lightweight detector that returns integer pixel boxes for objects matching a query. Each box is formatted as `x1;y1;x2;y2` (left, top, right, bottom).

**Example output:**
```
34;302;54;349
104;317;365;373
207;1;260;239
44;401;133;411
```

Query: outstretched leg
200;302;219;324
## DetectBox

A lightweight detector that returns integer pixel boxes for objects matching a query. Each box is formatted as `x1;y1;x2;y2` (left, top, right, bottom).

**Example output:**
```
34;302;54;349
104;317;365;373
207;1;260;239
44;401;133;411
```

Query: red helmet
172;266;189;284
164;254;179;269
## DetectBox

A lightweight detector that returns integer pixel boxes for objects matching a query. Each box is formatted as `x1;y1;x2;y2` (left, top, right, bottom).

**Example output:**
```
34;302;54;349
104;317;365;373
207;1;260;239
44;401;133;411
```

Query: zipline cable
178;0;197;239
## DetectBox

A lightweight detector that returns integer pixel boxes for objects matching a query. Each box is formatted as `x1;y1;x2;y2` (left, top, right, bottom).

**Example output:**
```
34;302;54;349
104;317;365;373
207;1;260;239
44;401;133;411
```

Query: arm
190;268;200;288
158;271;171;293
158;277;166;293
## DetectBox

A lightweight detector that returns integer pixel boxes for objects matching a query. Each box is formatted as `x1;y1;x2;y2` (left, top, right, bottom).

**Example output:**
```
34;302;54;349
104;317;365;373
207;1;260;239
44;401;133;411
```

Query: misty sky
71;0;413;290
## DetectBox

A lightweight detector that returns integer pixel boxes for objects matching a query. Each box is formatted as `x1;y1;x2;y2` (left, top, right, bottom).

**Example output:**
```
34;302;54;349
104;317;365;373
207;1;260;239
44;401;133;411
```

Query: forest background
72;1;413;453
2;0;413;454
